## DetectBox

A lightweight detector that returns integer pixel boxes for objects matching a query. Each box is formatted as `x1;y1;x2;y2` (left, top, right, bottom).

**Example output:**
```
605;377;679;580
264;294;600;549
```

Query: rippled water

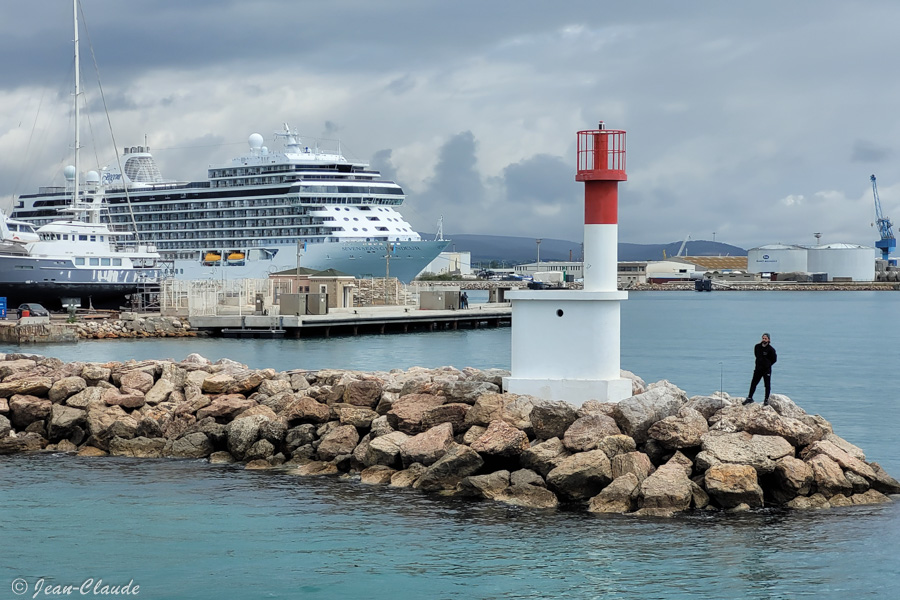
1;455;897;600
2;291;899;598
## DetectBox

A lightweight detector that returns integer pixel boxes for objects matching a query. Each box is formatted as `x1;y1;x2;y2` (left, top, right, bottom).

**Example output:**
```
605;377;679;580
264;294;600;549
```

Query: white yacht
12;125;449;282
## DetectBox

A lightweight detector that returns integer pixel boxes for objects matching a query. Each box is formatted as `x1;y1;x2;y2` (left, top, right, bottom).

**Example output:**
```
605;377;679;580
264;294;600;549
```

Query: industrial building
748;244;876;282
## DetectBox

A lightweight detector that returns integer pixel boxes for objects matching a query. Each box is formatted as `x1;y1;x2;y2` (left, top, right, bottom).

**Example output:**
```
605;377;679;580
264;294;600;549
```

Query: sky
1;0;899;251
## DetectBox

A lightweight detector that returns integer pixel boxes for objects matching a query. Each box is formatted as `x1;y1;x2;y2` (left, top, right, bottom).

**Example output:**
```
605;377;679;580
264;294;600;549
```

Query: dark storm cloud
369;149;398;183
851;140;892;164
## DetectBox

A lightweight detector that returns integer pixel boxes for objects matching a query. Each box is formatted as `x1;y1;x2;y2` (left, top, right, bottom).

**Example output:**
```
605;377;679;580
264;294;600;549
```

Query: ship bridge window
89;258;99;266
101;258;110;266
79;235;87;241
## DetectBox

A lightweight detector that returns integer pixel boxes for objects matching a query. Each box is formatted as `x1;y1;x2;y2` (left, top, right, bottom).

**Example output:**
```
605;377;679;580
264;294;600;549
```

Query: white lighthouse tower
503;122;631;405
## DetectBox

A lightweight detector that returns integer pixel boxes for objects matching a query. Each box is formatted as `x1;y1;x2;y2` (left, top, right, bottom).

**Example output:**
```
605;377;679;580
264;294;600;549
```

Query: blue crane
871;174;896;261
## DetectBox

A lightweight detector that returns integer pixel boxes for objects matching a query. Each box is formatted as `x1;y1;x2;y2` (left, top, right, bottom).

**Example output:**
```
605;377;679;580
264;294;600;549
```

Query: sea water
1;291;898;599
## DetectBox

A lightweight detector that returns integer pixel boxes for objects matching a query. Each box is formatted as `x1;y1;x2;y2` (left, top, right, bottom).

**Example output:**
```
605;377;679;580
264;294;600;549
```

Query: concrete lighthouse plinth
502;289;632;405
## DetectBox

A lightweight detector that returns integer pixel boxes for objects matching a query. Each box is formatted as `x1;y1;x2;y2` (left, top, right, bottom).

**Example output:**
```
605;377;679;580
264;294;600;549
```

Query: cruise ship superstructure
12;125;449;282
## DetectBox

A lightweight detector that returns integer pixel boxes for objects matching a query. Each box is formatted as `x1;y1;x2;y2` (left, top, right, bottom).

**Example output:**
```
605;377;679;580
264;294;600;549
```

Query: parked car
17;303;49;318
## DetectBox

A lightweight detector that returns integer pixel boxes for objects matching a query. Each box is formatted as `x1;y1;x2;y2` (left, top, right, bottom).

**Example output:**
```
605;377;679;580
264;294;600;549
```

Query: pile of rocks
75;315;196;339
0;353;897;515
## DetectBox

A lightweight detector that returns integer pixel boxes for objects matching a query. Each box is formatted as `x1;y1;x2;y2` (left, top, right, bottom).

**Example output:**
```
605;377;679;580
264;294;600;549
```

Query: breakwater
0;353;897;515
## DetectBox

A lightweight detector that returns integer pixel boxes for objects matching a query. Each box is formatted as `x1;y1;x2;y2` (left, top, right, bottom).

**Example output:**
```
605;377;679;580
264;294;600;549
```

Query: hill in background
420;233;746;265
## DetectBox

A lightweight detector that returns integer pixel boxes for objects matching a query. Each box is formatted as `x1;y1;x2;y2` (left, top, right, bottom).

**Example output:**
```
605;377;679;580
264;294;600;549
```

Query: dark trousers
748;369;771;400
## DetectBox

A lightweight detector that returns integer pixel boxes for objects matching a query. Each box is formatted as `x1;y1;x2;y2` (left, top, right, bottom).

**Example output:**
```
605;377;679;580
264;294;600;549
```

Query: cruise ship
12;125;449;282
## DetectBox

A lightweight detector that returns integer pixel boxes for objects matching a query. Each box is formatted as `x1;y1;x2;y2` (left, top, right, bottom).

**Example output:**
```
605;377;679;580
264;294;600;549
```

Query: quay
189;303;511;338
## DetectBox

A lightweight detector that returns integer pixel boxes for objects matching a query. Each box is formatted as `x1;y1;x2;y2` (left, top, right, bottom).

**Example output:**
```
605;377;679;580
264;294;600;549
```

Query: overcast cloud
2;0;899;250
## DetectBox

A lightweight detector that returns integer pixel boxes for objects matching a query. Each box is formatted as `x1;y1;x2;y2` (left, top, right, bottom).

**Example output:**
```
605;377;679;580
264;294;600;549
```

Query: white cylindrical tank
807;243;876;281
747;244;808;274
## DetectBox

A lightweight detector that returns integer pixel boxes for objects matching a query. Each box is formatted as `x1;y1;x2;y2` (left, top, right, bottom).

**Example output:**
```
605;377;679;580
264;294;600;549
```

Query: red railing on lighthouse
576;123;627;182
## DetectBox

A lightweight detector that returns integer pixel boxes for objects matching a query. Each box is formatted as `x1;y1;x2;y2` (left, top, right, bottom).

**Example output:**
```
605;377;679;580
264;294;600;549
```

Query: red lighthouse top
576;121;627;182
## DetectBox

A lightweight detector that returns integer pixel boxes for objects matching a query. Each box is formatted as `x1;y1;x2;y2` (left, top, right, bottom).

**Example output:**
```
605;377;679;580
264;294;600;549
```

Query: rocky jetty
75;315;197;339
0;353;897;516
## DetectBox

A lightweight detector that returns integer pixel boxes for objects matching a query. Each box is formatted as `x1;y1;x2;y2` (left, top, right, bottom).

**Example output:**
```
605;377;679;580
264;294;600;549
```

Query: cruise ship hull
174;239;449;282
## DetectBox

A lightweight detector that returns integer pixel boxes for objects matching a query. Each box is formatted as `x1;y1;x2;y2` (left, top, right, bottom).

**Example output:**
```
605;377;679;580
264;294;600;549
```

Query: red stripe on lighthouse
584;181;618;224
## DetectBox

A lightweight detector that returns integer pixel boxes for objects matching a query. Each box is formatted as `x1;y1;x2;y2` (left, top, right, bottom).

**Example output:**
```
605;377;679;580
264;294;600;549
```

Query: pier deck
189;303;511;338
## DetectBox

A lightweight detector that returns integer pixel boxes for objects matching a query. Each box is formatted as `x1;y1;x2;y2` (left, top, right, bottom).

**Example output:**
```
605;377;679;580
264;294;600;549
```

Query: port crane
870;174;896;261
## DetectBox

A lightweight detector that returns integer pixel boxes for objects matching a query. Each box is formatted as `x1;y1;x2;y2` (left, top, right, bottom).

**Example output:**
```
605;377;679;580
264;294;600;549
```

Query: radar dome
248;133;264;149
86;171;100;183
63;165;76;180
261;146;269;155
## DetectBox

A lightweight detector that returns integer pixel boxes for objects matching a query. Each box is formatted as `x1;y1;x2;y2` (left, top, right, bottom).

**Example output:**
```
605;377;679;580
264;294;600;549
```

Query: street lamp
536;238;542;270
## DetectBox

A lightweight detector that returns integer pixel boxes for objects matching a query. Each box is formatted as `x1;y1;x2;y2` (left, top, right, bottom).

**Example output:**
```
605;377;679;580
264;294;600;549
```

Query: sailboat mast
73;0;80;208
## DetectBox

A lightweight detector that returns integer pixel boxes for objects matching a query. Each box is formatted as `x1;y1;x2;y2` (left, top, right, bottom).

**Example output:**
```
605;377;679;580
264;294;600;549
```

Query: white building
645;259;699;282
513;261;583;279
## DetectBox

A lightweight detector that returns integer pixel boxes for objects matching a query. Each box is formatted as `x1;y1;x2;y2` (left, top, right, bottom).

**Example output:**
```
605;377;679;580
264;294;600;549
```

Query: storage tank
807;243;876;281
747;244;807;274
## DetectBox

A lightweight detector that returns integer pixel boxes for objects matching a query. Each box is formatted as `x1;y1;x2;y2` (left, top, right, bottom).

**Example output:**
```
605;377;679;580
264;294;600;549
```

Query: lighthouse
503;122;632;405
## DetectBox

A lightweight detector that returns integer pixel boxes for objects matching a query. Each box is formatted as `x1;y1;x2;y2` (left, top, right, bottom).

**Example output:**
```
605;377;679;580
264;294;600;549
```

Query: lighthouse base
503;289;630;406
503;376;633;405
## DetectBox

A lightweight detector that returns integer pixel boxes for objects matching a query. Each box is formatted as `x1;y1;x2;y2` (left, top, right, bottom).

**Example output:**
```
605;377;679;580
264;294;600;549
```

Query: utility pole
536;238;542;271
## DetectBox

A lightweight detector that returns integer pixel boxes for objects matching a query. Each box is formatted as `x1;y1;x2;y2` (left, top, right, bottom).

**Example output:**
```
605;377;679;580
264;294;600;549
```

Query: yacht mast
73;0;80;209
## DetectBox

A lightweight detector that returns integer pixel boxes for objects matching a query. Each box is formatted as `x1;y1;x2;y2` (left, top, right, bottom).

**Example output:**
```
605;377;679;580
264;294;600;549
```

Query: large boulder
637;462;693;515
800;440;876;480
338;405;378;429
806;454;853;498
684;394;731;421
47;405;86;441
48;376;87;403
546;450;613;501
0;376;53;398
144;379;175;406
365;431;410;468
520;437;571;478
108;436;165;458
772;456;814;503
164;432;214;458
224;414;268;460
281;395;331;424
196;394;254;420
705;463;764;508
316;425;360;461
494;485;559;509
414;443;484;492
387;394;446;434
8;395;52;430
420;403;470;434
101;388;146;409
612;381;687;443
119;370;155;394
464;392;533;431
647;406;708;449
470;420;530;458
610;451;654;483
343;379;383;408
400;423;455;467
441;381;500;405
588;473;639;513
696;431;793;475
458;470;511;499
0;432;47;454
0;414;10;438
597;435;637;460
530;400;578;440
562;414;621;452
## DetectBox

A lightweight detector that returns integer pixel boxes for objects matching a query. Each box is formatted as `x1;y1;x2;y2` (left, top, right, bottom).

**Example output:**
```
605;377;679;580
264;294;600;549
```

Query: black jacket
754;342;777;374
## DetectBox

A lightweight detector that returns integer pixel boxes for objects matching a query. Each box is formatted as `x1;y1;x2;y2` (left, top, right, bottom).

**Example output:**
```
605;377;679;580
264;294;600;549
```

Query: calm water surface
1;291;898;599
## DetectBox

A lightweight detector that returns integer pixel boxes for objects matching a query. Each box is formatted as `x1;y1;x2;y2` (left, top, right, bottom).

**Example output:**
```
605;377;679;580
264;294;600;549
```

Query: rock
647;406;708;449
546;449;613;501
209;451;236;464
0;414;9;438
690;481;710;509
621;369;647;396
285;424;317;453
400;422;455;467
844;471;870;495
510;469;545;487
698;431;794;475
55;439;78;452
0;358;37;378
787;493;831;510
0;432;47;454
850;489;891;505
108;436;165;458
343;379;383;408
258;418;287;445
530;400;578;440
119;370;155;394
144;379;175;406
165;432;214;458
666;451;694;478
807;454;853;498
684;394;730;421
420;403;470;433
244;459;271;469
47;405;86;441
772;456;814;503
65;387;103;409
494;485;559;509
76;445;108;457
387;393;446;434
317;425;360;461
464;392;532;431
638;462;693;513
520;437;570;477
828;494;853;507
0;397;7;414
610;451;655;483
196;394;254;420
390;463;428;488
245;439;276;462
470;420;530;458
764;394;807;419
101;388;146;409
462;425;487;445
294;461;339;476
281;395;331;424
705;463;764;508
365;431;410;468
0;376;53;398
822;433;866;461
742;405;818;447
414;443;484;492
458;470;511;499
576;400;618;419
225;415;268;460
562;414;622;452
107;416;138;440
587;473;639;513
801;440;876;480
360;465;396;484
48;376;87;403
597;434;637;460
338;405;378;429
442;381;500;405
612;381;687;443
258;378;292;397
9;395;52;429
867;463;900;495
81;364;111;385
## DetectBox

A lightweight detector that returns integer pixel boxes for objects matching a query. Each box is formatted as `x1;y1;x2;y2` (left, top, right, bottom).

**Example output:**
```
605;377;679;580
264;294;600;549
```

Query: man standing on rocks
744;332;776;405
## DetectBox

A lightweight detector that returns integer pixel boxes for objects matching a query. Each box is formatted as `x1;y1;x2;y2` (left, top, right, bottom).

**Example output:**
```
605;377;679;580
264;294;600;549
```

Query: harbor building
748;244;876;281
